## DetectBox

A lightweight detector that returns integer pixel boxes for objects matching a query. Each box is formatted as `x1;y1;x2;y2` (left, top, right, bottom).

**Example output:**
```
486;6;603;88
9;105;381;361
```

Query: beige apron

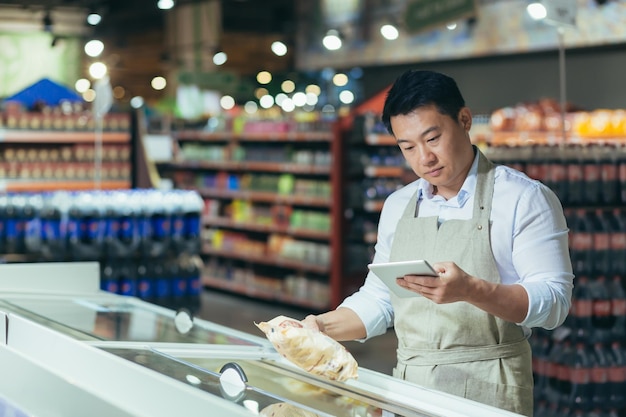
389;150;534;416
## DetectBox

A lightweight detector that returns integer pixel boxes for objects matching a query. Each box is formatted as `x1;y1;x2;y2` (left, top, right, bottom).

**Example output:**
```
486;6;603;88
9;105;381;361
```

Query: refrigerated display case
0;262;523;417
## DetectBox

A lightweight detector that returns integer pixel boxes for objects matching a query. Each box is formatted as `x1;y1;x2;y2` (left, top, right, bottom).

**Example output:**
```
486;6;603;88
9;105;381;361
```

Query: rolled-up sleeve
511;184;574;329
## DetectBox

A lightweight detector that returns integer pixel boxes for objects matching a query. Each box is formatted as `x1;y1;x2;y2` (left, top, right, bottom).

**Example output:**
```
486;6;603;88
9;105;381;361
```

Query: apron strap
397;338;528;366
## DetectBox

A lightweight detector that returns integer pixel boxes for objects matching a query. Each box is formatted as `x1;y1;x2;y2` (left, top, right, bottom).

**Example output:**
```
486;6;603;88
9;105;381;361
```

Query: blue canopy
4;78;83;109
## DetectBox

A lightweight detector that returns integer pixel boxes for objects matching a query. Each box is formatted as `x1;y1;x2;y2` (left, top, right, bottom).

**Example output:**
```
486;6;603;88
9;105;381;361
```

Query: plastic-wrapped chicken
255;315;358;381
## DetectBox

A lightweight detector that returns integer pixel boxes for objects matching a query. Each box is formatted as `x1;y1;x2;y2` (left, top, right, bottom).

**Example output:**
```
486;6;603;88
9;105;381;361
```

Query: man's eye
427;135;441;142
401;146;414;151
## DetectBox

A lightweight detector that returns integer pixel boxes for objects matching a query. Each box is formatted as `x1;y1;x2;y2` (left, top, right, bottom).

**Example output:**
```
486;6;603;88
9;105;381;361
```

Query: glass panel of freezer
101;346;429;417
0;297;262;346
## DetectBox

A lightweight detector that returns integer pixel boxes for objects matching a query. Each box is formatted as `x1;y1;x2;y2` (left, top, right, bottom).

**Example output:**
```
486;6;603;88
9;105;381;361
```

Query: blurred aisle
193;289;398;375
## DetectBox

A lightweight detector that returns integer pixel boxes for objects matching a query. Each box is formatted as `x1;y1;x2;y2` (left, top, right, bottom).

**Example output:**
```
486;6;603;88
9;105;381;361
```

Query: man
303;70;574;416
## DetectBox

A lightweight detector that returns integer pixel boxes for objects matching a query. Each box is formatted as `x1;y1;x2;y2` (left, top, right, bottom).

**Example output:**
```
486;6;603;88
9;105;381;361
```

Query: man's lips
425;167;443;176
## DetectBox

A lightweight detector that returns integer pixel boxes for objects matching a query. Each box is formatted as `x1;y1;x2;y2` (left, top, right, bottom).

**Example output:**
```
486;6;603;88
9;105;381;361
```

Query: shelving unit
155;120;347;310
0;113;133;192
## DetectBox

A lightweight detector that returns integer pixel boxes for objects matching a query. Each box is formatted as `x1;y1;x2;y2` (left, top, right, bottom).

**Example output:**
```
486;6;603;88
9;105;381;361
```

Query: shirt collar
417;150;479;208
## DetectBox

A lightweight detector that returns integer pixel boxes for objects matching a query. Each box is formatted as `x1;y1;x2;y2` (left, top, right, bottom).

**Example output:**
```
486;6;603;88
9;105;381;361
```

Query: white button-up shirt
340;152;575;340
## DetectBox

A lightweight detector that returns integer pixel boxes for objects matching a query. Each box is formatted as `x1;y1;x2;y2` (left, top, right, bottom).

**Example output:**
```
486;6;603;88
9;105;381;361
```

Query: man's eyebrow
396;126;440;144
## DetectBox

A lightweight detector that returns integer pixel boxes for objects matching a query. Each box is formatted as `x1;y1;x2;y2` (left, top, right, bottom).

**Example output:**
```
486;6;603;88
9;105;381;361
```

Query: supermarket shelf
201;275;329;310
201;245;330;274
365;133;396;146
364;165;403;178
175;130;333;142
489;131;626;146
363;199;385;212
196;187;332;207
0;179;131;192
0;130;131;143
159;160;331;175
204;216;331;240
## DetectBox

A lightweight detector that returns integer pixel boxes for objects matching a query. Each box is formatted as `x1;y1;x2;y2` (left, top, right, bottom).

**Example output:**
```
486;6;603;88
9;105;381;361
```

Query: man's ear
459;107;472;131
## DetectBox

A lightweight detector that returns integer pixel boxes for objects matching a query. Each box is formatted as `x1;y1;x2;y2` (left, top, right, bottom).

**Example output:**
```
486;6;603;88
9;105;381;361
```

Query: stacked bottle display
487;143;626;417
0;189;204;305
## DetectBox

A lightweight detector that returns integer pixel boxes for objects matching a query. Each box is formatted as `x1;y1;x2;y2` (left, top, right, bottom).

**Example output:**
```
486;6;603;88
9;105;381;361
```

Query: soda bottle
590;209;611;277
545;146;568;203
609;275;626;343
618;146;626;204
589;275;614;344
100;261;119;294
570;275;593;343
569;209;594;277
118;261;137;297
136;261;153;301
599;144;619;205
608;209;626;277
590;343;610;409
607;341;626;410
582;144;601;206
567;144;585;206
532;333;552;403
569;342;592;412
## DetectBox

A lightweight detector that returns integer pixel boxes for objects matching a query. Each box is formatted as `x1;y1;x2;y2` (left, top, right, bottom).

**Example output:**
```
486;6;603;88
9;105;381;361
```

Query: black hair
381;70;466;136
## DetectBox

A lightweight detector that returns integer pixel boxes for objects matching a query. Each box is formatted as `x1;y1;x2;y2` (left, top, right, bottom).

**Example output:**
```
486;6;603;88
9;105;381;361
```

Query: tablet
367;260;438;298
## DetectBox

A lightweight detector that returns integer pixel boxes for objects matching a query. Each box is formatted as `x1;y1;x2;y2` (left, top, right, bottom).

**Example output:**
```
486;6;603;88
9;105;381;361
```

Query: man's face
390;104;475;200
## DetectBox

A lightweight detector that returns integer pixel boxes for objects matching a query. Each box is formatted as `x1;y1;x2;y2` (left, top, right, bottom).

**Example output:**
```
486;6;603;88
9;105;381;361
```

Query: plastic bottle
607;342;626;410
569;209;594;278
136;261;153;301
609;275;626;343
569;342;592;412
118;261;137;297
566;144;585;206
39;192;69;261
570;275;593;343
589;275;614;344
590;209;611;277
67;191;104;260
608;209;626;278
590;343;610;409
599;144;619;205
100;261;119;294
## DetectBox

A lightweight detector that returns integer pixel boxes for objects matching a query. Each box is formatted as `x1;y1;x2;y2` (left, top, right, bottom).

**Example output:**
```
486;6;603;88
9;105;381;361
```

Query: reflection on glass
1;298;258;345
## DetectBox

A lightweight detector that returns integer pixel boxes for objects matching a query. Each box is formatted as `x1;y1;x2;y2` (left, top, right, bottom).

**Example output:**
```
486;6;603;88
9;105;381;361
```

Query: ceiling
0;0;297;103
0;0;295;35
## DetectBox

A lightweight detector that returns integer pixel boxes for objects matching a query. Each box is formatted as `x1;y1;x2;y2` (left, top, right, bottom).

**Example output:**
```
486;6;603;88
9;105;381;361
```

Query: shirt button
477;225;483;230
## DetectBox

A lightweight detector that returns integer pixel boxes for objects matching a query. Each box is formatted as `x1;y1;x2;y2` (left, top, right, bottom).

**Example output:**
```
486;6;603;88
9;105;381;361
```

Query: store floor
192;288;399;375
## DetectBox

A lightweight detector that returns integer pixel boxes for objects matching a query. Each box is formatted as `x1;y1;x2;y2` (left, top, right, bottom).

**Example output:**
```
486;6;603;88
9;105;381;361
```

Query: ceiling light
281;80;295;93
89;62;107;79
292;92;307;107
339;90;355;104
130;96;145;109
322;30;342;51
527;2;547;20
213;51;227;66
151;76;167;90
271;41;288;56
259;95;274;109
380;24;399;40
84;39;104;57
75;78;90;93
256;71;272;84
87;12;102;25
244;101;258;114
157;0;175;10
220;95;235;110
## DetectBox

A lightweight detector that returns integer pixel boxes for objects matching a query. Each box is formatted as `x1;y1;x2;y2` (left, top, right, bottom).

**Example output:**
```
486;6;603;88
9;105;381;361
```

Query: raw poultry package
255;315;358;381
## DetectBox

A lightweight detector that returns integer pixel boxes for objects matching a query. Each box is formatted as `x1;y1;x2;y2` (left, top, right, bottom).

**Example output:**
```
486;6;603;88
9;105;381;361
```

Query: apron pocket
465;378;533;417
